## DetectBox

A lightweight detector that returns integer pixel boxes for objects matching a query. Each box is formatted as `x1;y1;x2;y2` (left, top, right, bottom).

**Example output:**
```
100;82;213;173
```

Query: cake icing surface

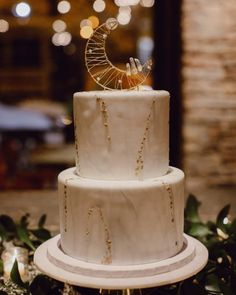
74;90;169;180
59;167;184;265
58;90;185;267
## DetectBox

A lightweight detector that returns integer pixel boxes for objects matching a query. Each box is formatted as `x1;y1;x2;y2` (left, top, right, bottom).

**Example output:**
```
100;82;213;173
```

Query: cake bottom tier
58;167;185;266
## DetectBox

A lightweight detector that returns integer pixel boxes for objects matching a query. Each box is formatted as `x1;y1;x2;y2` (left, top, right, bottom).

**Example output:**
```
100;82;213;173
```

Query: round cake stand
34;234;208;290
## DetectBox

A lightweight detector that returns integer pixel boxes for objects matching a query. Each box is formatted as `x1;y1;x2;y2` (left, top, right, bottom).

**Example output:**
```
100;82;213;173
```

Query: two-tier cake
58;90;184;266
34;89;208;290
34;19;208;290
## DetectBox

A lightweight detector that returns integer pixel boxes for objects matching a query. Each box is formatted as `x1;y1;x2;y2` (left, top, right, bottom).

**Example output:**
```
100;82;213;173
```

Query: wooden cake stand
34;234;208;290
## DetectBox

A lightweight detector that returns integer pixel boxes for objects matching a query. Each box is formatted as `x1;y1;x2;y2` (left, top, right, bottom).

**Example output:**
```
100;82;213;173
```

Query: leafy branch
0;195;236;294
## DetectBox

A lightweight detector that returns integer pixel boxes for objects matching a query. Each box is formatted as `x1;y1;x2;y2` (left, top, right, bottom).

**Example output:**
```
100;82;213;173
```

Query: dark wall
152;0;183;168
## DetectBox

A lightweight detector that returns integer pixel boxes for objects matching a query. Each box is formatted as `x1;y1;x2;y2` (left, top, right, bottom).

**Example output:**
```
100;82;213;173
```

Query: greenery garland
0;195;235;295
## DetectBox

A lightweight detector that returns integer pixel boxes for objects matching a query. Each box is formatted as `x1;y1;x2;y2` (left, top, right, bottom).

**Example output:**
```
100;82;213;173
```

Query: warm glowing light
137;36;154;63
119;6;131;14
52;20;67;33
57;0;71;14
0;19;9;33
88;16;100;29
80;26;94;39
140;0;155;7
115;0;139;6
61;116;72;125
52;31;72;46
80;19;92;29
117;12;131;25
13;2;31;18
93;0;106;13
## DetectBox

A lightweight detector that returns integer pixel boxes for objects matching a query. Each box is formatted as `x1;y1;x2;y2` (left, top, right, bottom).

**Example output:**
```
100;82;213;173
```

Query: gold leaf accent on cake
162;181;175;223
162;180;179;247
97;97;111;144
63;178;75;233
86;206;112;264
135;99;156;177
73;109;80;172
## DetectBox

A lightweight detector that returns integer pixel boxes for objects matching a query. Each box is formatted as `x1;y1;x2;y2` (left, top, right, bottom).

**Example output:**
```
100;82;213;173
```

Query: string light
57;1;71;14
93;0;106;13
80;26;93;39
0;19;9;33
13;2;31;18
52;20;67;33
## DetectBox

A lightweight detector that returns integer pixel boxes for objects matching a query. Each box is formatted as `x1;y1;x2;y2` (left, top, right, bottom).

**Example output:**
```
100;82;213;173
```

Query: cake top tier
73;90;170;181
74;90;169;99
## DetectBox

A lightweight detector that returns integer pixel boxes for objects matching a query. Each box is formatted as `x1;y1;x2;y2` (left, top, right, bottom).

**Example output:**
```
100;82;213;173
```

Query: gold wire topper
85;18;152;90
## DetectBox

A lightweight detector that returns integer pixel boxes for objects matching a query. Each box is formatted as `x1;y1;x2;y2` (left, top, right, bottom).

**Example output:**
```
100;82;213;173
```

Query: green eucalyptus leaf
10;259;28;289
184;195;201;223
29;274;63;295
179;279;206;295
206;221;217;233
38;215;47;229
224;241;236;260
188;223;212;238
228;219;236;235
20;214;30;229
16;225;35;250
29;275;52;294
31;228;51;242
219;280;234;295
205;237;221;252
0;259;3;275
216;205;230;233
0;215;16;232
231;270;236;290
0;223;6;241
205;273;221;292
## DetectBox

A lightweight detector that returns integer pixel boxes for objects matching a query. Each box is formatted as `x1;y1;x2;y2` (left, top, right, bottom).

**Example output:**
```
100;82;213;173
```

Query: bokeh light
80;19;92;29
93;0;106;13
80;26;94;39
52;31;72;46
52;20;67;33
57;1;71;14
117;12;131;25
140;0;155;7
115;0;140;6
88;16;100;29
0;19;9;33
13;2;31;18
119;6;132;14
137;36;154;63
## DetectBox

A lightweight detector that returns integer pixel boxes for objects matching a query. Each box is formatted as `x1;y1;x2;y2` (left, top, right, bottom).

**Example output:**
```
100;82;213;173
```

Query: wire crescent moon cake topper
85;18;152;90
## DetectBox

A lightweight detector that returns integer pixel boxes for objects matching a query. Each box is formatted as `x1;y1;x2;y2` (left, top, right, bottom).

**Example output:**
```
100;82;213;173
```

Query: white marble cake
58;90;185;266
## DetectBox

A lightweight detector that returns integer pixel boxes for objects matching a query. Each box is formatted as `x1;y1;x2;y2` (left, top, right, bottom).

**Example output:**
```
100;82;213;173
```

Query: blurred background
0;0;235;226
